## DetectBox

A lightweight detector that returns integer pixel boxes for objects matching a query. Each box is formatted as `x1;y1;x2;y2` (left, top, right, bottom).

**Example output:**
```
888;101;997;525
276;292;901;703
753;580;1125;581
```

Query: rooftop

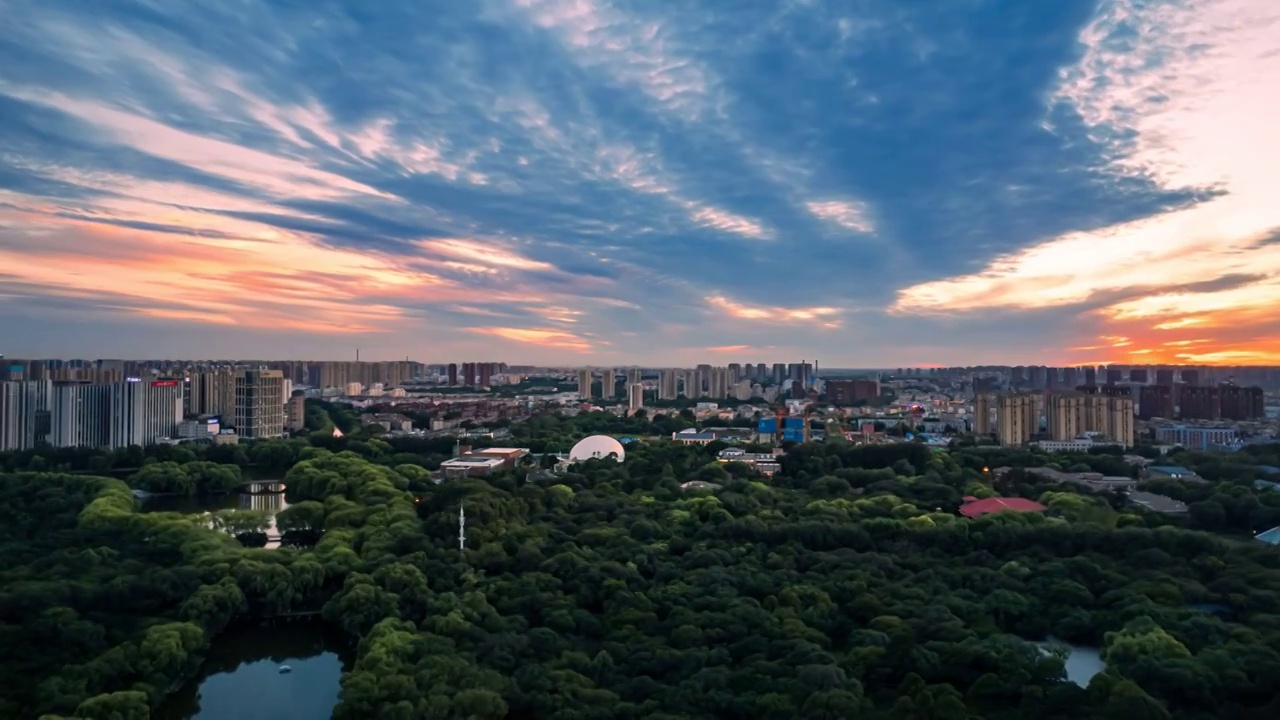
1127;491;1188;514
959;497;1047;519
440;456;505;467
1148;465;1195;475
1256;526;1280;546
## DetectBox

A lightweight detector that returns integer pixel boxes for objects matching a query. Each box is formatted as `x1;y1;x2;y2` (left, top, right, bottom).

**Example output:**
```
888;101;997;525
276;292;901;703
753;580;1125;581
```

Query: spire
458;504;466;555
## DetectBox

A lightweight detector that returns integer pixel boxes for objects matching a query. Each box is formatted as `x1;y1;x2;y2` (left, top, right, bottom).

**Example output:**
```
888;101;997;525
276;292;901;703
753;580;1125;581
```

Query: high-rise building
973;393;994;436
755;363;768;381
1047;394;1090;441
726;363;742;384
771;363;787;385
1139;385;1175;420
658;369;680;400
1219;384;1264;421
1155;368;1175;387
460;362;476;387
1046;393;1134;447
1106;396;1135;447
234;370;285;439
1180;369;1201;385
1104;368;1124;385
285;390;307;432
1062;367;1079;387
681;370;698;398
477;363;493;388
996;394;1038;446
1083;366;1097;385
577;369;593;400
187;369;235;418
0;380;53;451
1129;368;1149;384
111;379;183;448
627;368;642;385
447;363;458;386
628;383;644;413
827;379;881;405
50;381;112;449
1178;385;1221;420
710;367;730;398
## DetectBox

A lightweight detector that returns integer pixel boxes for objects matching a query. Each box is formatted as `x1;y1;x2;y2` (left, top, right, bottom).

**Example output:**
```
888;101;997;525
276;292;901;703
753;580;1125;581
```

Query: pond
157;621;353;720
140;482;290;549
1038;639;1106;687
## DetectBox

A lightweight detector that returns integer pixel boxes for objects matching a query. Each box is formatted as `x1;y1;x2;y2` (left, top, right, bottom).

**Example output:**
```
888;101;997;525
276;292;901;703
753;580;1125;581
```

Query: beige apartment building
1047;393;1134;447
996;393;1039;446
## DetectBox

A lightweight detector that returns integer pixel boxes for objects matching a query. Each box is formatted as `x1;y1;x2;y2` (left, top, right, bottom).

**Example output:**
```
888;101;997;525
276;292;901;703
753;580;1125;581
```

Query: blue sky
1;0;1278;366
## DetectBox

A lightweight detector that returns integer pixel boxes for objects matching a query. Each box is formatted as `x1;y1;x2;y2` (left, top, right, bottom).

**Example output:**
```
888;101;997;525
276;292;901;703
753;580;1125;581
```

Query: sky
1;0;1278;367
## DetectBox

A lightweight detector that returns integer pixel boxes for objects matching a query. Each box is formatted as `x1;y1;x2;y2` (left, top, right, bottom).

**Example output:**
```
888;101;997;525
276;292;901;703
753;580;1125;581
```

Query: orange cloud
707;345;751;353
469;326;592;351
892;0;1280;365
0;210;540;333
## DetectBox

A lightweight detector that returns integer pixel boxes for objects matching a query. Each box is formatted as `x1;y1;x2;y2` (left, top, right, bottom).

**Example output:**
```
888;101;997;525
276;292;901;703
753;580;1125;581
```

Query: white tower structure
458;504;466;555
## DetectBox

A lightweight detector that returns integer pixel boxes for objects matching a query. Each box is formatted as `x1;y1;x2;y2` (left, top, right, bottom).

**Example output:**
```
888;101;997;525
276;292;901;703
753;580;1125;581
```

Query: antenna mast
458;504;466;555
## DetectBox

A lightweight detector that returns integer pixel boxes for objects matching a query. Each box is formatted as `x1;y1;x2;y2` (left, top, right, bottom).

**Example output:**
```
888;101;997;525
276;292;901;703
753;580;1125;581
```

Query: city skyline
2;0;1278;366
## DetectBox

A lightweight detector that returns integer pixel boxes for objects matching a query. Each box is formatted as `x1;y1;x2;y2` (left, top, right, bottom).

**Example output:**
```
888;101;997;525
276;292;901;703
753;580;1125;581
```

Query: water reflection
240;482;288;549
140;482;289;549
1037;639;1106;687
158;621;352;720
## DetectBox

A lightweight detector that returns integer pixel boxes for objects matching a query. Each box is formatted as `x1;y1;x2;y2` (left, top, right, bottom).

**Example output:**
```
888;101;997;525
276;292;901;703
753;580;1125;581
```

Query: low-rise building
672;431;717;445
716;447;782;475
1127;490;1188;514
1154;424;1237;451
439;445;530;478
439;455;507;478
361;413;414;432
959;496;1047;519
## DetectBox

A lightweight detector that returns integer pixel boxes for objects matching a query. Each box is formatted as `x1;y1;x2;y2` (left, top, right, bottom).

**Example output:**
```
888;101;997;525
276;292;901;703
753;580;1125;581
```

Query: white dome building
568;435;626;463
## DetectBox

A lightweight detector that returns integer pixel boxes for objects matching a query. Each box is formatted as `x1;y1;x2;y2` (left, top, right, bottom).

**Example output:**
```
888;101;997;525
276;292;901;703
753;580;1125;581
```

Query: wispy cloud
419;238;557;272
707;296;842;326
469;326;593;351
806;200;874;233
509;0;712;119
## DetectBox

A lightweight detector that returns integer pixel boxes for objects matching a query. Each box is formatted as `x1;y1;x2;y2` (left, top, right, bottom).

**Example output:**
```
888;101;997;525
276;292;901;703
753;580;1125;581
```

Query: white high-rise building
0;380;53;451
577;369;593;400
628;383;644;413
50;382;112;449
110;379;183;448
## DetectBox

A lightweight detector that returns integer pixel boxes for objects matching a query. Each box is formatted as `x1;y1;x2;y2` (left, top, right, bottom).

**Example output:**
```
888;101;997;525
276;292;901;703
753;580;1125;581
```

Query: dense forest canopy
2;414;1279;719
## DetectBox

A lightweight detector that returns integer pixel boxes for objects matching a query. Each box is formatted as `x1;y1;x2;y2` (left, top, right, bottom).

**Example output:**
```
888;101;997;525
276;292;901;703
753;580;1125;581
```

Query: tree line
1;425;1279;718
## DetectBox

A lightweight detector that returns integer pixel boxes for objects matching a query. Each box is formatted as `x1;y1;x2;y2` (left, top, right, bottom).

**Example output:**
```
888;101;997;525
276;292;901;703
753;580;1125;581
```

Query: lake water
1038;639;1106;687
141;482;289;548
157;621;352;720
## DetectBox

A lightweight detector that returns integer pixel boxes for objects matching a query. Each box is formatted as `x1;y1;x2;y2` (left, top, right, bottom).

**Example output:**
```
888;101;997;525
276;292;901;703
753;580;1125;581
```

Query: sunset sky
1;0;1277;366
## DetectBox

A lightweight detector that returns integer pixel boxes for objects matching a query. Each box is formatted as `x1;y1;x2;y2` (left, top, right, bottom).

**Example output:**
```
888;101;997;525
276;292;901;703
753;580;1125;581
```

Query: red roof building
959;496;1047;519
